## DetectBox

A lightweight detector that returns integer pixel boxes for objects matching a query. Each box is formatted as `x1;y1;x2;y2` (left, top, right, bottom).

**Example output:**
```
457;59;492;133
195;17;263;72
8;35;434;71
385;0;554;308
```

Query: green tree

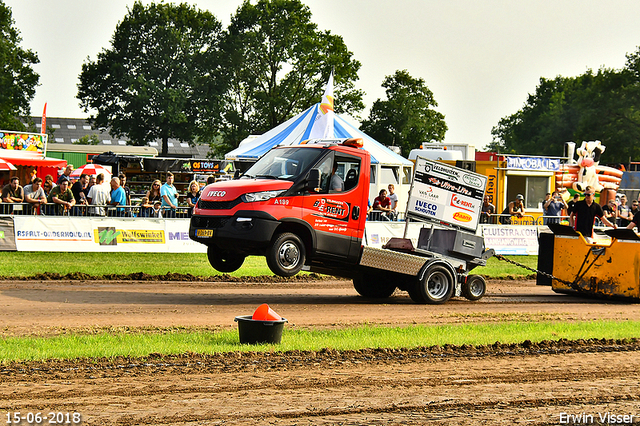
77;1;227;156
73;134;100;145
491;47;640;164
0;0;39;130
360;70;447;157
216;0;364;155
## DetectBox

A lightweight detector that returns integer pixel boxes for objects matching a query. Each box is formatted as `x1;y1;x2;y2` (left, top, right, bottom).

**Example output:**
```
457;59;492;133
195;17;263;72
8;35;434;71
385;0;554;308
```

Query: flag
41;103;47;134
309;72;334;139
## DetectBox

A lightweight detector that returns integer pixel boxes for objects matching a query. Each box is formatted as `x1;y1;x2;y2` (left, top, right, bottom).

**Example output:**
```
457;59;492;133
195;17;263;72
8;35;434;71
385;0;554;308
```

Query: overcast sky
6;0;640;150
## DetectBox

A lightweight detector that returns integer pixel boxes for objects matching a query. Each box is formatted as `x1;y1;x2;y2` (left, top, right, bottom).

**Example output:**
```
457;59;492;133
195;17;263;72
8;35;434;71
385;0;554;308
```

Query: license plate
196;229;214;237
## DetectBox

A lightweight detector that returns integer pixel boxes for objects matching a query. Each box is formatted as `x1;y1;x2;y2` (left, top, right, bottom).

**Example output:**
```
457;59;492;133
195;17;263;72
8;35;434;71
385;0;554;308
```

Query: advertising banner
0;130;47;154
407;157;487;232
13;217;207;253
0;218;16;251
481;225;539;255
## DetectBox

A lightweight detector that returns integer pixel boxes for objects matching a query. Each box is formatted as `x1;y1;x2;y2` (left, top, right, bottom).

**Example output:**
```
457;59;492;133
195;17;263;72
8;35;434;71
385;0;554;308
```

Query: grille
192;216;230;229
198;197;242;210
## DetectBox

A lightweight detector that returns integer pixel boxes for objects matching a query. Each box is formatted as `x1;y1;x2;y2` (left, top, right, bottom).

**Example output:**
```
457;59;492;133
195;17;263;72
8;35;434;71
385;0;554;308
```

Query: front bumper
189;210;280;254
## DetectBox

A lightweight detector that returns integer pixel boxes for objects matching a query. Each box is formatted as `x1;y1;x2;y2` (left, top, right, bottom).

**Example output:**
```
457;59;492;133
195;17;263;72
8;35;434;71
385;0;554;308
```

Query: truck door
302;152;366;261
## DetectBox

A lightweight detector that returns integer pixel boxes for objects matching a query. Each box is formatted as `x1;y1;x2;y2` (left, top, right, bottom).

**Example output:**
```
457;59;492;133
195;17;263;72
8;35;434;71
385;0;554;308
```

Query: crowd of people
0;168;203;218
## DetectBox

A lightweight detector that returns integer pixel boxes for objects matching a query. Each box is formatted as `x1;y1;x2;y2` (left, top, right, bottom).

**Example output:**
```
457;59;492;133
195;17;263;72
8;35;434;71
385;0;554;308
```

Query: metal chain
494;254;578;288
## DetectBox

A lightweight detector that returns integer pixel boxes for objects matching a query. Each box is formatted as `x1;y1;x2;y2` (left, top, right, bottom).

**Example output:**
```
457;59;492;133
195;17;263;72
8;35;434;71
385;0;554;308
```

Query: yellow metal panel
552;235;640;299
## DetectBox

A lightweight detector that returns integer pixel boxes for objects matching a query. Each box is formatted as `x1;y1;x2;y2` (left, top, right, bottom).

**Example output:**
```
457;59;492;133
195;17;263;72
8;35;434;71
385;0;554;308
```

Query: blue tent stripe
239;109;315;159
300;104;318;141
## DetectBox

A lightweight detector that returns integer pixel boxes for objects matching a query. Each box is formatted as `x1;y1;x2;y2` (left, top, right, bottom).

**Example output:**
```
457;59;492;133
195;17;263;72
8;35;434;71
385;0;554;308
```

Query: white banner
13;217;207;253
364;222;426;249
407;157;487;232
481;225;538;255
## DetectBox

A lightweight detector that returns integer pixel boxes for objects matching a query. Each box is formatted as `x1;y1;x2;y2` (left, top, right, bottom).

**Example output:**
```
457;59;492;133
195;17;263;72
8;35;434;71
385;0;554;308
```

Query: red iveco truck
189;138;492;304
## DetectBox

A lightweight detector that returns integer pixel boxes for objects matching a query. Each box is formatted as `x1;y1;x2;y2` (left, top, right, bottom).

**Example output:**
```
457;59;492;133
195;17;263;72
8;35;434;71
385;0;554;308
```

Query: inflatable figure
573;141;604;192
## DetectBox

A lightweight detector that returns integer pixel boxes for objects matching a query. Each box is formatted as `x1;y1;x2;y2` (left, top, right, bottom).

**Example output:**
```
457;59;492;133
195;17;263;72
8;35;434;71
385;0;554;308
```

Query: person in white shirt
387;184;399;221
86;173;111;216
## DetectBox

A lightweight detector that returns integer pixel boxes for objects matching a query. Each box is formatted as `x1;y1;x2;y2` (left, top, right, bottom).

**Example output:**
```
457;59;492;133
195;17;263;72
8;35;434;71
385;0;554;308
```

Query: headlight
242;190;285;202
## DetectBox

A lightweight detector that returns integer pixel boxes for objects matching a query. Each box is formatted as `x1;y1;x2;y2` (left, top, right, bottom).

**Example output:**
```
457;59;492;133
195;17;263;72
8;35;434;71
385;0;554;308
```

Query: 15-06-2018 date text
5;412;82;424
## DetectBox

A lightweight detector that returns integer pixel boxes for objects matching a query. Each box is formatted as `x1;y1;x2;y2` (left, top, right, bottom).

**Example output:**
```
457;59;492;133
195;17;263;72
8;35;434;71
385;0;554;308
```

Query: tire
207;246;245;273
353;273;397;299
266;232;306;277
462;275;486;301
409;263;454;304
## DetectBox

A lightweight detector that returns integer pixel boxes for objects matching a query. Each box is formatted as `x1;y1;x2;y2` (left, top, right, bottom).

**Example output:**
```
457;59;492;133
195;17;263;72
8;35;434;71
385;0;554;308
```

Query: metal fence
0;203;193;218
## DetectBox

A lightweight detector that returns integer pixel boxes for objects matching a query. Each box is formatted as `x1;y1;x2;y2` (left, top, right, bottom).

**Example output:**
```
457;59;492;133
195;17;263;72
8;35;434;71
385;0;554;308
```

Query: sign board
406;157;487;232
0;130;47;154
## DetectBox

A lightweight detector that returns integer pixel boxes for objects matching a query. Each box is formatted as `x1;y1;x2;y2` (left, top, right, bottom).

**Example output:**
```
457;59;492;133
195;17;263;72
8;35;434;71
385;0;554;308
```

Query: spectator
57;165;74;185
499;194;525;224
602;199;616;222
152;200;163;217
71;174;89;215
372;188;392;221
142;179;162;217
570;186;616;239
87;173;110;216
23;177;47;214
567;193;580;215
42;180;53;198
387;184;398;221
1;176;24;203
161;172;178;218
118;173;131;206
109;177;127;216
543;191;567;225
542;193;551;220
83;175;96;200
138;196;152;217
616;194;632;227
186;180;201;217
630;199;639;218
206;175;216;185
480;195;495;224
47;178;76;215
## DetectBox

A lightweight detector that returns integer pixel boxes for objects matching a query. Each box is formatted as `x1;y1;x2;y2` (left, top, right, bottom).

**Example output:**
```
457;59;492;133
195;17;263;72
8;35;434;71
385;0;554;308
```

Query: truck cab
189;138;370;277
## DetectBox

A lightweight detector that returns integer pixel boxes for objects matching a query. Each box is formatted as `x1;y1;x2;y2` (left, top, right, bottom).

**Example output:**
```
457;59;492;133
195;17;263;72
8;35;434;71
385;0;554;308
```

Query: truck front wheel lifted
207;246;246;273
409;264;454;304
353;273;396;298
267;232;306;277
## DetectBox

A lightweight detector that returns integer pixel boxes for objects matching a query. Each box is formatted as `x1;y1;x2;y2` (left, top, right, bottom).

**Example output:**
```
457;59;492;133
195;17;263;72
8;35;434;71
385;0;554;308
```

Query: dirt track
1;278;639;425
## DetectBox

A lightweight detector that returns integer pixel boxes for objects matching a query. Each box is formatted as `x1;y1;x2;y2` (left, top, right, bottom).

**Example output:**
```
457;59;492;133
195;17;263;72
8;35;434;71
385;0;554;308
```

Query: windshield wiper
255;174;278;179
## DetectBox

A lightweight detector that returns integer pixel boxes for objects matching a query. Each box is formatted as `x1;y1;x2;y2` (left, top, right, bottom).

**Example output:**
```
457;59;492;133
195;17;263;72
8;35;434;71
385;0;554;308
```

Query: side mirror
233;170;241;179
307;168;321;190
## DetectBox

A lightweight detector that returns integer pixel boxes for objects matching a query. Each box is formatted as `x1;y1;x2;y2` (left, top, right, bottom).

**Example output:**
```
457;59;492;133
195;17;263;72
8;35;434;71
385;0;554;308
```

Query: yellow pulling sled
537;224;640;301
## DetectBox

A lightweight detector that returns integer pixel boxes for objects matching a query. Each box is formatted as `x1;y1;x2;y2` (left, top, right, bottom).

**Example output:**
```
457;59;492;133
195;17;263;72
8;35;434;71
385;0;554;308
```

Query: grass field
2;321;639;362
0;252;538;278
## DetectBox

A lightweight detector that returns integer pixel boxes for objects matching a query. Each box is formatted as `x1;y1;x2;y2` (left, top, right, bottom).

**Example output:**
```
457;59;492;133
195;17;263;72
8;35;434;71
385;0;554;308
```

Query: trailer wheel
462;275;486;301
266;232;306;277
409;264;454;304
207;246;246;273
353;273;396;298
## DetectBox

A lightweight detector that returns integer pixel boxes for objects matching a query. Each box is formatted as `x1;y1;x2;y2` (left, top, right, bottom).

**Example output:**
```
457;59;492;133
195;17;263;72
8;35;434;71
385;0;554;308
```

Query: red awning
0;155;66;167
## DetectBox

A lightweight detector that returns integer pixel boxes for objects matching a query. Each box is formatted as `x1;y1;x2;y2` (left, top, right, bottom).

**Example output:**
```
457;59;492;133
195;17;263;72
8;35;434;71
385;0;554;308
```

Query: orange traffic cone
252;303;282;321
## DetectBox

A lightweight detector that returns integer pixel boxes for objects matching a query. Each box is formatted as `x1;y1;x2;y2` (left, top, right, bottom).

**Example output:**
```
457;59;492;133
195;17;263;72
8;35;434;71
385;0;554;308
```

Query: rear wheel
462;274;486;301
207;246;245;273
409;264;454;304
266;232;306;277
353;272;397;298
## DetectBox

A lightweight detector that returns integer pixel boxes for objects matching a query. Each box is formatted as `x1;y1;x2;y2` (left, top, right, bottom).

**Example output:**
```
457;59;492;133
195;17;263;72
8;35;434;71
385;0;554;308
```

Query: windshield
242;147;326;180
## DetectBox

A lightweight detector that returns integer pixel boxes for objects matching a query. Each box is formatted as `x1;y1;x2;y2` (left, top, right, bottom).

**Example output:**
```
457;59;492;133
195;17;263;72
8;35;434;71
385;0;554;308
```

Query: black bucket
234;315;288;344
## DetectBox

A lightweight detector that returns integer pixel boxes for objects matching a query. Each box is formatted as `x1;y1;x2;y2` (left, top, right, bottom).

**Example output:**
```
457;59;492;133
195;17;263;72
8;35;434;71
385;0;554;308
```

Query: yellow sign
94;227;165;245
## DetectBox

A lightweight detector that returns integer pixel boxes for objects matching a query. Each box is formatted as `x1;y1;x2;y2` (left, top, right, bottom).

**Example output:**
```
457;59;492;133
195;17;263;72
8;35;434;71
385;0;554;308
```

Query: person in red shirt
372;188;392;220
